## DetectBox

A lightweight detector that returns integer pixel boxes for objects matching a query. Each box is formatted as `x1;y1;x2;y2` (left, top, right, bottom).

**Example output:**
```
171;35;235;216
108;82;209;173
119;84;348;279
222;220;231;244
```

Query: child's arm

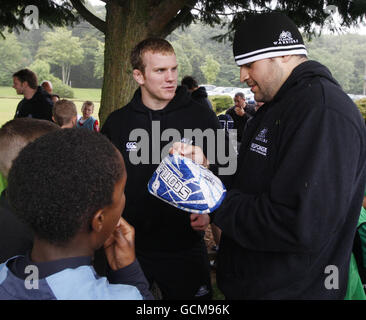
104;218;153;299
94;119;100;132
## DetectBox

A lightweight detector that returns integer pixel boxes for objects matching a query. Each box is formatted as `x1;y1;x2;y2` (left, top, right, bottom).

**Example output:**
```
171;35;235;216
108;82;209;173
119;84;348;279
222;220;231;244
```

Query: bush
355;98;366;120
208;95;233;114
49;76;74;98
28;59;74;98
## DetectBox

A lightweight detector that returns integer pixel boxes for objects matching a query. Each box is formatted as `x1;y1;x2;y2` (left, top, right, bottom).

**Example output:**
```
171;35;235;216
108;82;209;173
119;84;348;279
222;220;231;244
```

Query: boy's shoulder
0;259;142;300
45;265;143;300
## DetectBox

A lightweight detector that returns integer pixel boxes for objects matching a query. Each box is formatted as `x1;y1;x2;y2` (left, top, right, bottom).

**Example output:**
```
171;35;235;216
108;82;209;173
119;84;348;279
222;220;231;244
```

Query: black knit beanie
233;12;307;66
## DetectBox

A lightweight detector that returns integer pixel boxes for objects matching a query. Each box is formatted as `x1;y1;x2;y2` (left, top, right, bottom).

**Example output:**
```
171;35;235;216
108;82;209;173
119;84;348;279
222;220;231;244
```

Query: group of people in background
0;12;366;301
12;68;99;132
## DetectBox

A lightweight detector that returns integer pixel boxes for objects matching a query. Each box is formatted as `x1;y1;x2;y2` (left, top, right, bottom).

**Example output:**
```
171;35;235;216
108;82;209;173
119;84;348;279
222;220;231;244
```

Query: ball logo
152;180;160;193
156;163;191;200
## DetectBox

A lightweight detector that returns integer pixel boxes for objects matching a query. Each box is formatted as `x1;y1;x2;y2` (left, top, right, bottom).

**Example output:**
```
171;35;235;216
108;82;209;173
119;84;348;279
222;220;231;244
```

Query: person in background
51;94;60;104
12;69;54;121
52;99;78;128
77;101;99;132
0;118;60;263
181;76;213;110
41;80;53;94
225;92;252;143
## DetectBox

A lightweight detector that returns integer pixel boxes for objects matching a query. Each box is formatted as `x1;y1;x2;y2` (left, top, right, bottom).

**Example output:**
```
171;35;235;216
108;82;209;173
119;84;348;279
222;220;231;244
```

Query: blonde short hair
53;99;77;127
0;118;59;178
130;38;175;74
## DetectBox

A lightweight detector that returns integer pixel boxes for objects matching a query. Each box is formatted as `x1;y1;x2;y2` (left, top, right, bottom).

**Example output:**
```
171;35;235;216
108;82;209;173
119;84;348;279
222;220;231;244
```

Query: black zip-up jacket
191;86;213;110
101;86;221;251
14;86;53;121
214;60;366;299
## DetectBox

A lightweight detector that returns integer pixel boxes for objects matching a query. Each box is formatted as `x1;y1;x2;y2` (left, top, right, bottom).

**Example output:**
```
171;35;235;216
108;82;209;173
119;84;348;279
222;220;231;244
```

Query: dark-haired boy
0;129;152;300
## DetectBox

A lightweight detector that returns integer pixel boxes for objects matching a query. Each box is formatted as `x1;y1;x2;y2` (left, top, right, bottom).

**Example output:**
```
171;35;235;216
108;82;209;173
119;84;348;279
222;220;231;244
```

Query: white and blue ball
148;154;226;214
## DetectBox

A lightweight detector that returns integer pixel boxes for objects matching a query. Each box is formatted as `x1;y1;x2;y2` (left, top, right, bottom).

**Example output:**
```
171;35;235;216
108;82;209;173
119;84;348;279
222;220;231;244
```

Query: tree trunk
99;1;150;125
98;0;195;125
62;64;66;84
66;64;71;86
364;62;366;96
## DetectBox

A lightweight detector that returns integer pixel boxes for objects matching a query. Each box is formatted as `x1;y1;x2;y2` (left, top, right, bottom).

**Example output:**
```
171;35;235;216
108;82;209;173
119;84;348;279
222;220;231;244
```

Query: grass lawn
0;86;101;127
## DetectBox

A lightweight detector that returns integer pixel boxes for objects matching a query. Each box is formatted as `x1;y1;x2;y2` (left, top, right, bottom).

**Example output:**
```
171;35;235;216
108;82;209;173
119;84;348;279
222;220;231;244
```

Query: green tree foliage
28;59;51;82
306;34;366;94
171;42;193;82
36;28;84;85
201;55;221;84
71;19;104;88
209;95;233;114
28;59;74;98
168;22;241;87
355;98;366;119
0;33;30;86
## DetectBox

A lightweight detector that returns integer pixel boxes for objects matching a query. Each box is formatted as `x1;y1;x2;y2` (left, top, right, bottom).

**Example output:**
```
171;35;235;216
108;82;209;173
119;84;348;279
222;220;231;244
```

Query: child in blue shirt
77;101;99;132
0;129;152;300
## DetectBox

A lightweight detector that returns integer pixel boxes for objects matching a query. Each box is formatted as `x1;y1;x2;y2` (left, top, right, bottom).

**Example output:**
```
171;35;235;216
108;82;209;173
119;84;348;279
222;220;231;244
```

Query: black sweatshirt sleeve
214;105;365;253
107;259;154;300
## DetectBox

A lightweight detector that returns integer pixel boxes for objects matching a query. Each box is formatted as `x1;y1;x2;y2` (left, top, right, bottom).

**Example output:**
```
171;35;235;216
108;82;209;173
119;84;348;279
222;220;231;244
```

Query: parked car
207;86;227;96
348;94;366;101
200;84;216;92
228;87;254;100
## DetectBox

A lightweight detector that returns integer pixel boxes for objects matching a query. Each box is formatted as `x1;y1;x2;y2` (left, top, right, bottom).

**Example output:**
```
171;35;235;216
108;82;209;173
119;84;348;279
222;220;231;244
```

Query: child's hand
104;217;136;270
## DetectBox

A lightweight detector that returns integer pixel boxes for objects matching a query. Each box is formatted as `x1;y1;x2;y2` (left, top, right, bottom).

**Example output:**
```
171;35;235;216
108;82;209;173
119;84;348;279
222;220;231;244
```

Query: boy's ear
91;209;105;233
133;69;144;85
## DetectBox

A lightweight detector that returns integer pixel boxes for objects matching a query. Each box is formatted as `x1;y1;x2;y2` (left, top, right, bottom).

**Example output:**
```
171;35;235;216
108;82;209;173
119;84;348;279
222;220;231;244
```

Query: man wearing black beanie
174;12;366;299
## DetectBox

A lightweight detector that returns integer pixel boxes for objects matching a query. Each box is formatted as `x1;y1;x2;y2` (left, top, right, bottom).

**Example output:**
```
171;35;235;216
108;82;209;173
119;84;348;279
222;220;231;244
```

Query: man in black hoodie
101;38;222;299
173;12;366;299
13;69;54;121
181;76;213;110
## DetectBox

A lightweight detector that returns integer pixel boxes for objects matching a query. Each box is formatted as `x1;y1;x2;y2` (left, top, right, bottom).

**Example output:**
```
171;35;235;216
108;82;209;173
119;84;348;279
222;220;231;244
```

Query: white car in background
208;86;238;96
206;86;255;101
348;94;366;101
207;86;227;96
200;84;216;93
229;87;255;101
